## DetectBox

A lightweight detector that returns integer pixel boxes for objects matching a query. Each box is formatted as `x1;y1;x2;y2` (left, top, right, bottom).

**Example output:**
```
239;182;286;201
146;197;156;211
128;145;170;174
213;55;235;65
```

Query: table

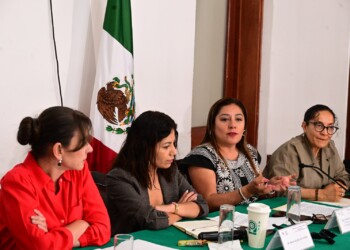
81;197;350;249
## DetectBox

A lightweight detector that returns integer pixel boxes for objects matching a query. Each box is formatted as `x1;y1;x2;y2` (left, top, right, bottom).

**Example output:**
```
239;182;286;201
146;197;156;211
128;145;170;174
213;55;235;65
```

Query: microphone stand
299;163;348;191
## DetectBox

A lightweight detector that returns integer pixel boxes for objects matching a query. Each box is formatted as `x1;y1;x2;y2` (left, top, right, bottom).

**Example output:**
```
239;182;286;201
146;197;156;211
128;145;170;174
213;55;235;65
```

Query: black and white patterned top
180;143;260;204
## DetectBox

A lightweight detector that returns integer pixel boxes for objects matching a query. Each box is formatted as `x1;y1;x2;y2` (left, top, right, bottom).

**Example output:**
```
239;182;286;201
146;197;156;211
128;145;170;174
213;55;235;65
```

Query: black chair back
343;159;350;174
91;171;108;206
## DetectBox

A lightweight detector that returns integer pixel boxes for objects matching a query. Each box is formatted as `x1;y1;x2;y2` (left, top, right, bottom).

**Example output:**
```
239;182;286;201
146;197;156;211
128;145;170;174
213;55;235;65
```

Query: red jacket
0;152;111;250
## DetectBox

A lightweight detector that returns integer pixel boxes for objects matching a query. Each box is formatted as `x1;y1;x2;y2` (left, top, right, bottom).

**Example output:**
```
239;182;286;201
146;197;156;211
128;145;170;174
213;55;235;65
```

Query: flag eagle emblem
96;76;135;134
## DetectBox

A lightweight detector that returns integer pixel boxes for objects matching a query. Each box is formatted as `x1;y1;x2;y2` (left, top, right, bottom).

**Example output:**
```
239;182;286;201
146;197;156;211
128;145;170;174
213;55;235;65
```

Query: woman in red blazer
0;106;110;250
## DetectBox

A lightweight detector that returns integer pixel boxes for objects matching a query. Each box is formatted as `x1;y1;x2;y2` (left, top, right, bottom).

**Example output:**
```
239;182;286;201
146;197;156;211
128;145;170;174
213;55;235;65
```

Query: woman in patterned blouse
180;98;296;211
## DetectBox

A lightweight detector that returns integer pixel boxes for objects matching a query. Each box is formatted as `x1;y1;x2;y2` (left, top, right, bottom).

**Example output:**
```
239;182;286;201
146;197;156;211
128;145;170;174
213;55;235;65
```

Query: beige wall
192;0;226;127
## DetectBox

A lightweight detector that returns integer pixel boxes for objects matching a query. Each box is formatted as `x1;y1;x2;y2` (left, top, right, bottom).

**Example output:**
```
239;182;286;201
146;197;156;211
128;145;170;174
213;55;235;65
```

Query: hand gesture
245;175;275;196
268;174;297;192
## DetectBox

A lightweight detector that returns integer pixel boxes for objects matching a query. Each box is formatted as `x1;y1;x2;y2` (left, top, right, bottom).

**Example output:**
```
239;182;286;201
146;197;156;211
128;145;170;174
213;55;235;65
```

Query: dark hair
112;111;178;188
17;106;92;159
303;104;337;125
202;97;258;175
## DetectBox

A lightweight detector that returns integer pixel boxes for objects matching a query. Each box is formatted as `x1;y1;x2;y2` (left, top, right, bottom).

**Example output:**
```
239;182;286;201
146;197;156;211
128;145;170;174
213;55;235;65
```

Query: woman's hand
320;183;346;202
243;175;275;197
154;204;176;213
65;220;90;247
31;209;48;233
268;174;297;192
177;190;197;204
154;191;197;214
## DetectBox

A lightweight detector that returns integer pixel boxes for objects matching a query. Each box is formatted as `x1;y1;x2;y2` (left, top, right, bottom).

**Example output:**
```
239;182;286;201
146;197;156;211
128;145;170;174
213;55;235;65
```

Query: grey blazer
106;167;209;235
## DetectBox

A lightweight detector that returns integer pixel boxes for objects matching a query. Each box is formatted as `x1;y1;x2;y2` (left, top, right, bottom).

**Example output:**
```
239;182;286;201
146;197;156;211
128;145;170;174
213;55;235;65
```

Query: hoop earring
58;159;62;167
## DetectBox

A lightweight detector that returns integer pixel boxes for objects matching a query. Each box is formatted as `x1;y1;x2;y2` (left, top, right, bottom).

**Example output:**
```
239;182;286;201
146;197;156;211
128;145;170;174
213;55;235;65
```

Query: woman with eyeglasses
263;104;349;202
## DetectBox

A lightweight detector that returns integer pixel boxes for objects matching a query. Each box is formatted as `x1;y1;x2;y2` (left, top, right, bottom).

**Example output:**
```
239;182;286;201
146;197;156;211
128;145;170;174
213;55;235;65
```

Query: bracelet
315;189;319;201
172;202;179;214
238;188;249;202
267;190;277;198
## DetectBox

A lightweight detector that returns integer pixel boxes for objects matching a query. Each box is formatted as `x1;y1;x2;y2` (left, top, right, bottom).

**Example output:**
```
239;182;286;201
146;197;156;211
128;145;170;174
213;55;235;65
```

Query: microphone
299;163;348;191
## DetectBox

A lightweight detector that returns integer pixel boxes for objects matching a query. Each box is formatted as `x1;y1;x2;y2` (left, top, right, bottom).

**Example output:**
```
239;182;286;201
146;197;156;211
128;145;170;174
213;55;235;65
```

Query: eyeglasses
311;213;329;224
308;121;339;135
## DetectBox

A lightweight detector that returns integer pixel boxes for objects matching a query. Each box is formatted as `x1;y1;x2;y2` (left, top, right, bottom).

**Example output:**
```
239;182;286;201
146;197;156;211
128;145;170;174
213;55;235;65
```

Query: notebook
173;219;218;239
173;212;293;239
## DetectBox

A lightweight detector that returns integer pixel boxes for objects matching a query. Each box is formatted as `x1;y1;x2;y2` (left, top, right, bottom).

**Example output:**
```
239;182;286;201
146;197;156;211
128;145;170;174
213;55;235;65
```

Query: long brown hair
202;97;258;175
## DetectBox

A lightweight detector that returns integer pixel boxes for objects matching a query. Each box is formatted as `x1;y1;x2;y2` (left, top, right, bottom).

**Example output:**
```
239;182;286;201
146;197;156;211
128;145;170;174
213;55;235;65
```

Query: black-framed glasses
311;213;329;224
308;121;339;135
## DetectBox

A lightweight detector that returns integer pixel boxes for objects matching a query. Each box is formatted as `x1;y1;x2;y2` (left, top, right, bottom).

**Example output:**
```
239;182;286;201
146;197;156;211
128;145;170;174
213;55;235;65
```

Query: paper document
316;198;350;208
273;202;338;216
94;239;178;250
210;212;289;230
208;240;243;250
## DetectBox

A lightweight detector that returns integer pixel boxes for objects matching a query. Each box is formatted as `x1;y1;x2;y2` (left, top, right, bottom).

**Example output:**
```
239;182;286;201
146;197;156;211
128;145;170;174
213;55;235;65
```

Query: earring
58;159;62;167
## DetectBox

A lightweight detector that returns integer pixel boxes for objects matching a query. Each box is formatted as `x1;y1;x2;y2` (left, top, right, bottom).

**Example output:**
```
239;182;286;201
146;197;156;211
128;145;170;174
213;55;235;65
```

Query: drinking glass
114;234;134;250
286;185;301;223
218;204;235;245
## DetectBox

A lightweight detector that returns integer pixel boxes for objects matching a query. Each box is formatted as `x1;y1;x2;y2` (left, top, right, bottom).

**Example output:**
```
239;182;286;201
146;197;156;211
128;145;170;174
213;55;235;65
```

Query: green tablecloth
80;197;350;249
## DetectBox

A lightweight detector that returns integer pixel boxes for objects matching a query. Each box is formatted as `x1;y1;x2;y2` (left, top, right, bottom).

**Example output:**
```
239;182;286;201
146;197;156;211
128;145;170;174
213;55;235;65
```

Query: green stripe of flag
103;0;133;55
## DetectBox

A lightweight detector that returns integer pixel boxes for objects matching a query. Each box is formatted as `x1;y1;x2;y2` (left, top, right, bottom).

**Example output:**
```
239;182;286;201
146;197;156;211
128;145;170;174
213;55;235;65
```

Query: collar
23;152;72;191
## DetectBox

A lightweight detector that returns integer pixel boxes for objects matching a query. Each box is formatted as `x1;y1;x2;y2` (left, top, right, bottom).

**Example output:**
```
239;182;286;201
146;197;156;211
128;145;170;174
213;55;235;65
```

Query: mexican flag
87;0;135;173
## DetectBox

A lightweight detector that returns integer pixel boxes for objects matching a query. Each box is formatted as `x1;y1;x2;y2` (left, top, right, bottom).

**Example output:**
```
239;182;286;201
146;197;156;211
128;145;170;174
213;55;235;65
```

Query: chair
176;159;192;183
343;159;350;174
91;171;108;207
